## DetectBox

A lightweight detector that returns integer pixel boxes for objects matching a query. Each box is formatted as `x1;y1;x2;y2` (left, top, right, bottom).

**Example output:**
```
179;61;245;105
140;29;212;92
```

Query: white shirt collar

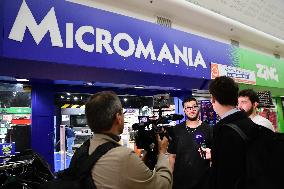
221;108;239;119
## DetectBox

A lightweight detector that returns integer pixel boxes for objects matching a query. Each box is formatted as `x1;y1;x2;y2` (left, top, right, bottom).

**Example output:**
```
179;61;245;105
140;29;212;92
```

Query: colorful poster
200;100;218;127
211;63;256;85
0;143;16;157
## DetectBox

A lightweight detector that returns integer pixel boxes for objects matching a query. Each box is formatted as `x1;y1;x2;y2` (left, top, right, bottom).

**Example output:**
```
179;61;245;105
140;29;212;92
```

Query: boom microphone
158;114;183;123
165;114;184;121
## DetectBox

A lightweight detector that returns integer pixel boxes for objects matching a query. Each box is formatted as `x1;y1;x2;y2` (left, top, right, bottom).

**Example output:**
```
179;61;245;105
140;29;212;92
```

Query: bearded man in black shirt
168;97;213;189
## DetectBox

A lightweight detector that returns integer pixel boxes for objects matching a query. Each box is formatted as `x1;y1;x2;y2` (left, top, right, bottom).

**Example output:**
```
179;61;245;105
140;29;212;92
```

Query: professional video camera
132;94;184;170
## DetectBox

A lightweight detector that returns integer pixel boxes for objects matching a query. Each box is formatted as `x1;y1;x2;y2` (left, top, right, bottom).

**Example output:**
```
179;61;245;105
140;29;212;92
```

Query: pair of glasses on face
185;105;199;111
114;109;126;119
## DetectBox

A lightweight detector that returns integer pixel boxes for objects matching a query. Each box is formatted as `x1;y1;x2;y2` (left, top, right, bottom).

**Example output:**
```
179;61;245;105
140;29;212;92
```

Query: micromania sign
9;0;207;68
1;0;233;79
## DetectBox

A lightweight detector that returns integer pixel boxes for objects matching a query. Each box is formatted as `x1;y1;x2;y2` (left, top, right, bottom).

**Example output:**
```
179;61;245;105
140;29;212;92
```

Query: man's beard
187;111;199;121
242;106;254;116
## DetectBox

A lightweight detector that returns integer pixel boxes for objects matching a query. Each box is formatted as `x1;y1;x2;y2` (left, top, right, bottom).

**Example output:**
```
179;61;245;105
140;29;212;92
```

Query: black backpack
40;140;119;189
226;123;284;189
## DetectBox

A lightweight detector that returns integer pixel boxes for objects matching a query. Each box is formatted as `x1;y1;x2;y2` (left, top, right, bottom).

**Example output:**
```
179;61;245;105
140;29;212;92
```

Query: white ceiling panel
186;0;284;41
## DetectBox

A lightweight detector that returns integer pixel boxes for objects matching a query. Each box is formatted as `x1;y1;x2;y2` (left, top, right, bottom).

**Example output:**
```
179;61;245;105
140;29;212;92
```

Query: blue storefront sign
1;0;233;80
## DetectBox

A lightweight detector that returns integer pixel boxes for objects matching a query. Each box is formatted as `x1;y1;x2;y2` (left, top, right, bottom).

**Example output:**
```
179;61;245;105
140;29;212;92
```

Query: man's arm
122;136;172;189
167;129;177;172
169;154;176;172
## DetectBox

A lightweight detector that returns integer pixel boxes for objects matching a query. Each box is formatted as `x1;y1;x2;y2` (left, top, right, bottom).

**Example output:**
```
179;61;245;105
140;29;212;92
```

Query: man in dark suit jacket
208;76;255;189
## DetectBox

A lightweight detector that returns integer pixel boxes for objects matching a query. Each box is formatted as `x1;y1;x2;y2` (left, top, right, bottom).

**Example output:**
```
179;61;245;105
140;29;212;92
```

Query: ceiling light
67;93;71;96
16;78;29;82
134;86;144;89
60;96;64;99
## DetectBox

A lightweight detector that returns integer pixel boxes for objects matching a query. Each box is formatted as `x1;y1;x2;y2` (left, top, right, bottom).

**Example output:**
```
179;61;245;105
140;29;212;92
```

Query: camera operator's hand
156;134;169;155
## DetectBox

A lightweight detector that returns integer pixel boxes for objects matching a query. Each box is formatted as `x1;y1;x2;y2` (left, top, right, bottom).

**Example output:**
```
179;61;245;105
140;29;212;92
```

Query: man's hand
198;147;211;160
157;134;169;155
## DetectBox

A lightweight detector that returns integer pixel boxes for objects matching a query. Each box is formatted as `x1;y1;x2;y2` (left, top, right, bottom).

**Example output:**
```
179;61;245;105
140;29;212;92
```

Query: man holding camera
168;97;212;189
85;91;172;189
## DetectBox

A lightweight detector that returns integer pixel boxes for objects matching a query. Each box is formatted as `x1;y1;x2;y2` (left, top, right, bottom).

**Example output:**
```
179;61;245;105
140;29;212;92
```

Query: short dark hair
85;91;122;133
209;76;239;106
238;89;259;103
182;97;198;107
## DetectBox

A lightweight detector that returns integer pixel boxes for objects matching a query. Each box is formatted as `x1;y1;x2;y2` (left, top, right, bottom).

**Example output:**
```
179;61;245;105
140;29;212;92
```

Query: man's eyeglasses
114;109;126;119
185;106;199;111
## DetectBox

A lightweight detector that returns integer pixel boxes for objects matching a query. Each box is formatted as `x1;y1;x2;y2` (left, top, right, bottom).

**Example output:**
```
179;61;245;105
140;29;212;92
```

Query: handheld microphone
195;134;206;159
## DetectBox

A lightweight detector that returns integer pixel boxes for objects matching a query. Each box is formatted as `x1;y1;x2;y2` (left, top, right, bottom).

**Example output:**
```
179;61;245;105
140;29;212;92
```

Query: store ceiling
185;0;284;41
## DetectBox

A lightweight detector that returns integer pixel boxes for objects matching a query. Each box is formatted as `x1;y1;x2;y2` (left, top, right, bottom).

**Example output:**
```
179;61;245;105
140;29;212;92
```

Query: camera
132;114;183;150
132;94;184;169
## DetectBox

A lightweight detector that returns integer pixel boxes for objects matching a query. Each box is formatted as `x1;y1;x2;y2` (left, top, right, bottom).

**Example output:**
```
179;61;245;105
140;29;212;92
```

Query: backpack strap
76;141;120;176
225;123;249;142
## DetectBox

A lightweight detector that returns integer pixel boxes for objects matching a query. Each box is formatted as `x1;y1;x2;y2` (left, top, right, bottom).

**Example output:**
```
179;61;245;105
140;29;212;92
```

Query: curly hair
209;76;239;106
238;89;259;104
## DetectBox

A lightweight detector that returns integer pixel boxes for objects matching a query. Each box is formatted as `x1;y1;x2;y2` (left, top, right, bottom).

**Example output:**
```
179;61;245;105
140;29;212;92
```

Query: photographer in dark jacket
208;76;255;189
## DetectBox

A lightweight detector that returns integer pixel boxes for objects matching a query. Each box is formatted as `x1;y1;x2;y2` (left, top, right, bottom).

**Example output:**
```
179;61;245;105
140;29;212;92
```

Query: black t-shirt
168;121;213;189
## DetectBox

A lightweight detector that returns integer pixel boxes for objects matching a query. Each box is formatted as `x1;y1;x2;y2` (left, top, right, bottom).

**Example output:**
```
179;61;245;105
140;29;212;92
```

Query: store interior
0;79;283;171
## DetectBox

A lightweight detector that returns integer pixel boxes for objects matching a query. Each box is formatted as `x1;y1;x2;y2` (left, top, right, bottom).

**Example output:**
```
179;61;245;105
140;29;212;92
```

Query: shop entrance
53;92;179;171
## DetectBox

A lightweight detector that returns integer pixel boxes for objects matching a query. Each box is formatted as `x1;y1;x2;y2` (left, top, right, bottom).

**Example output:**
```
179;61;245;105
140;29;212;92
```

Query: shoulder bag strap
225;123;249;142
78;141;120;175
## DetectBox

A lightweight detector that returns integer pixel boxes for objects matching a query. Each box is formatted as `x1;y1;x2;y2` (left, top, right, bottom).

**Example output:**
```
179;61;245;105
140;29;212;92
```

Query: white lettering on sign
135;38;156;61
96;28;114;55
8;0;63;47
256;64;278;82
75;26;95;53
8;0;207;69
113;33;136;58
